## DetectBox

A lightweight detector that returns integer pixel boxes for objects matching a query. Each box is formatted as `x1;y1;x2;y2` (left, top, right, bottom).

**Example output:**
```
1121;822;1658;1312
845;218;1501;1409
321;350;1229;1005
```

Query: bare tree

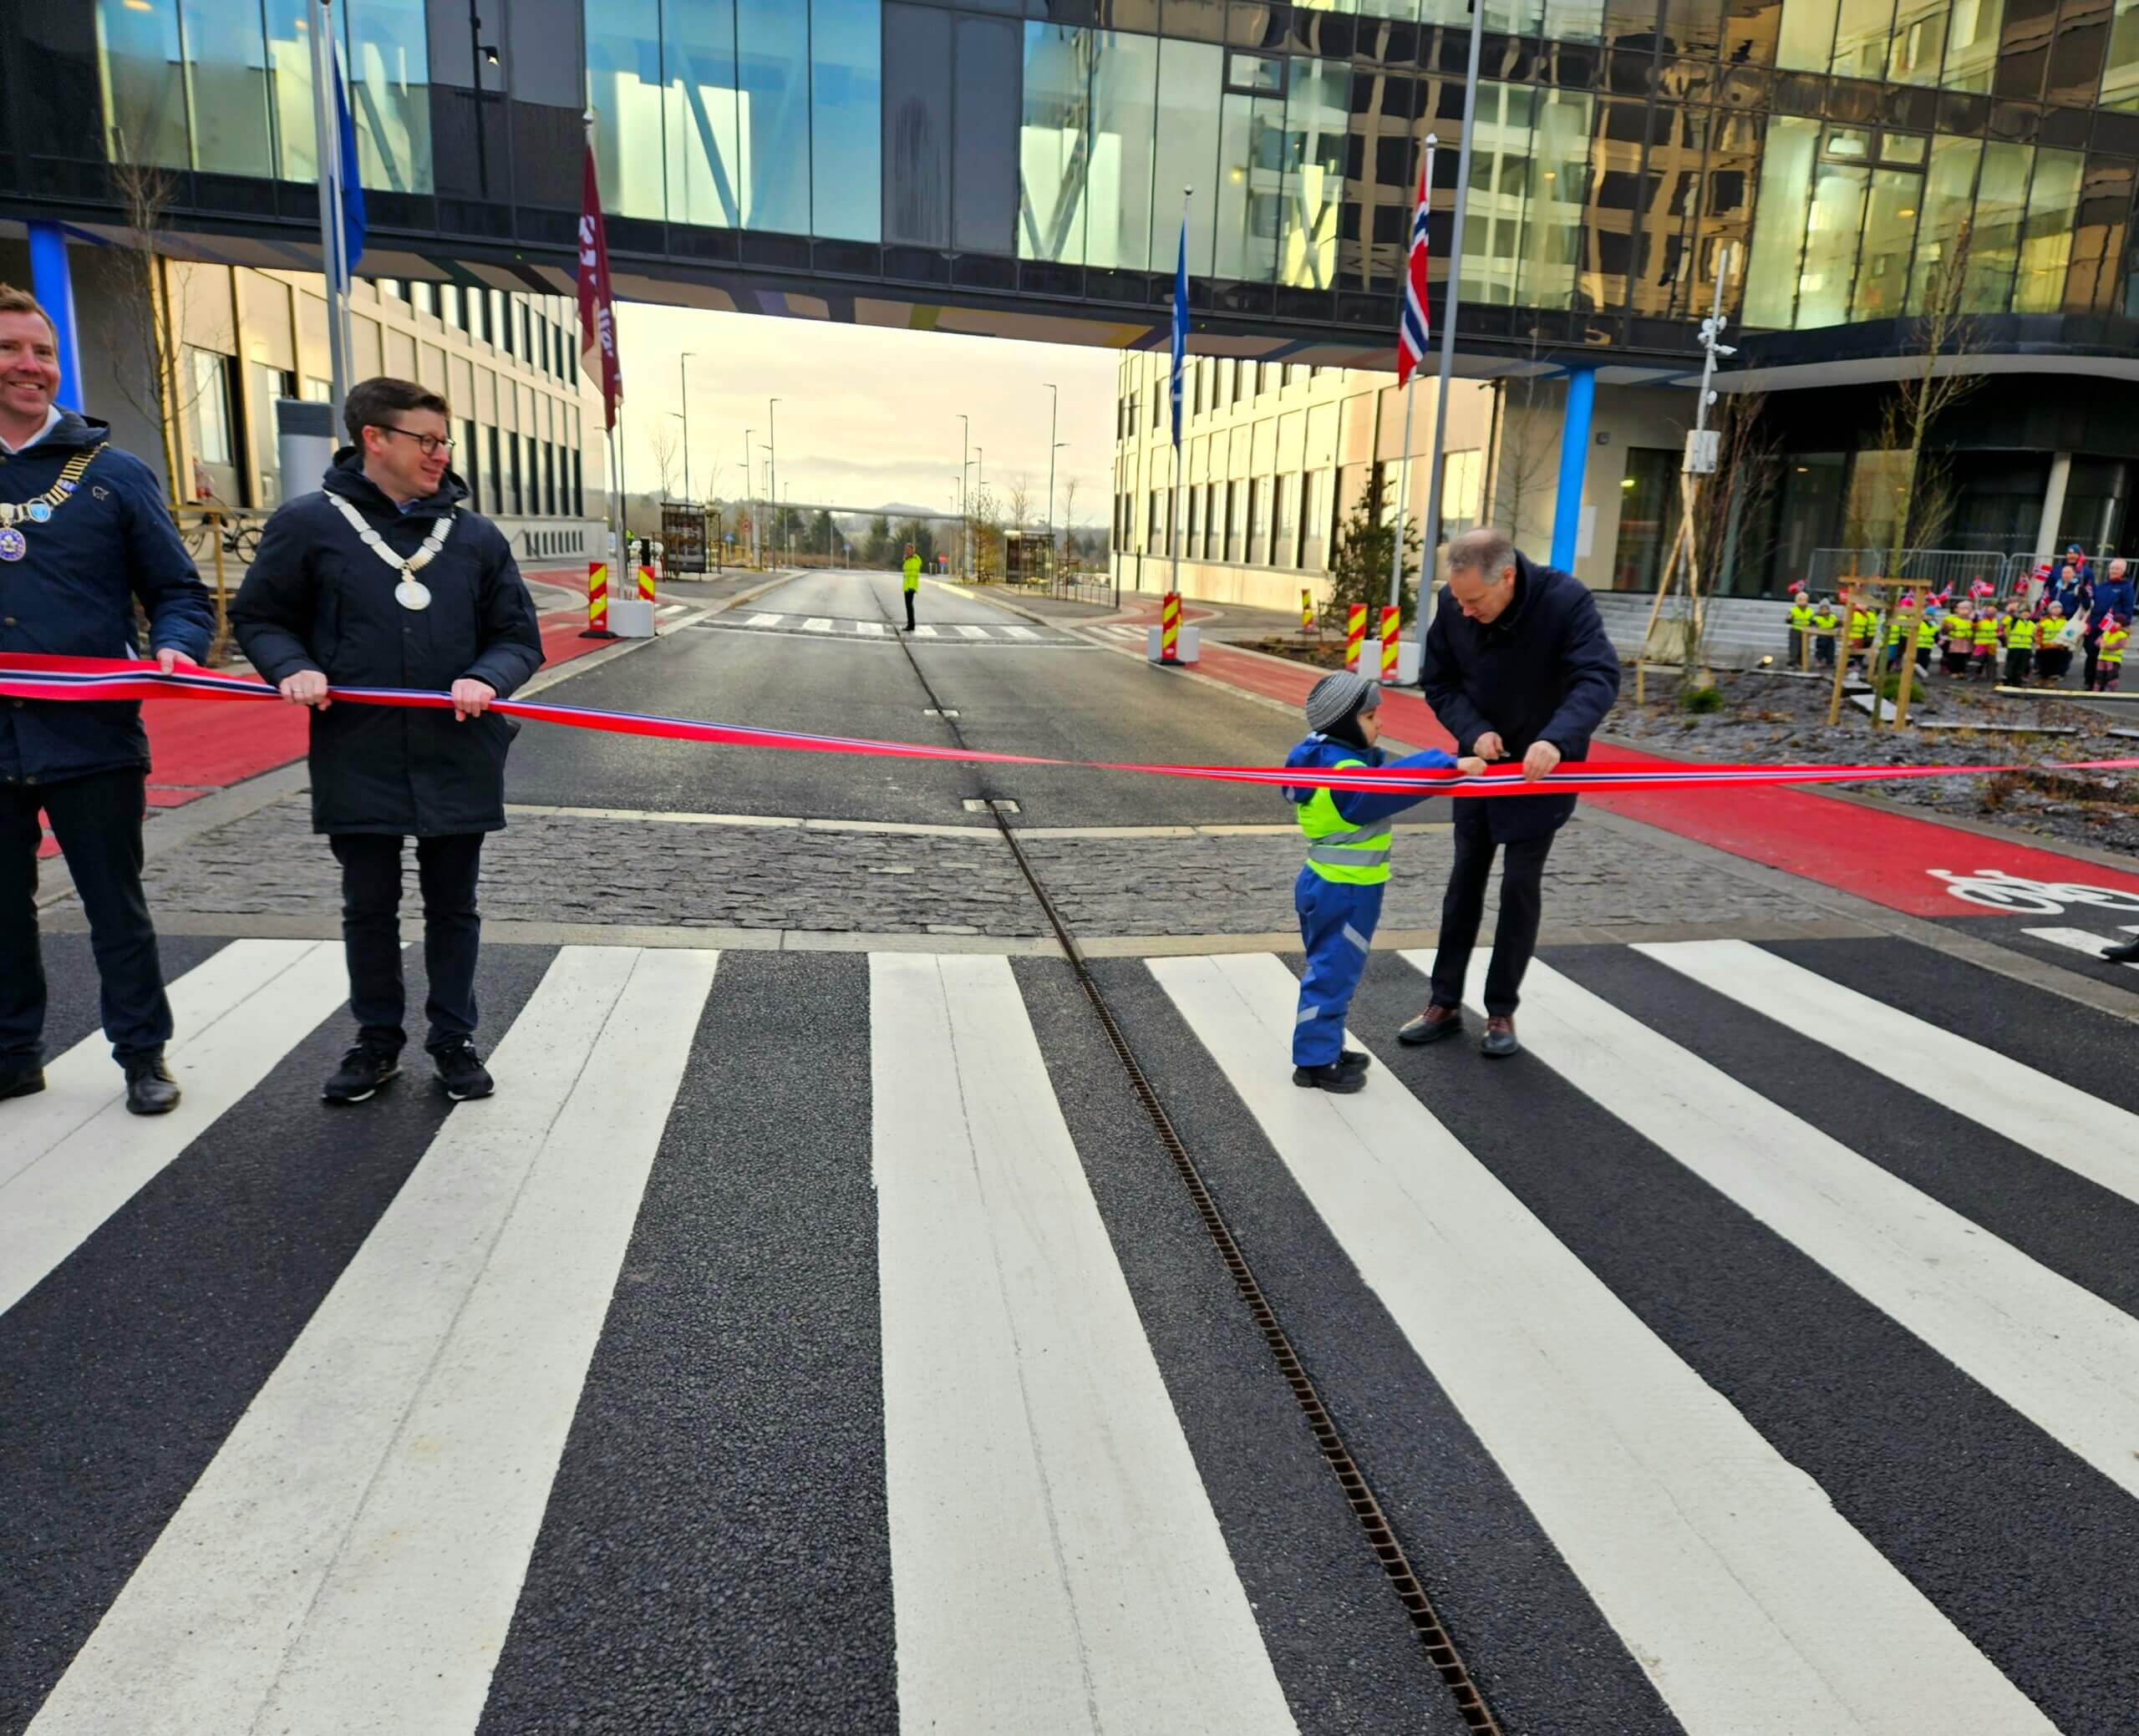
1484;329;1562;551
101;152;205;505
646;418;682;501
1006;473;1033;537
1059;475;1080;571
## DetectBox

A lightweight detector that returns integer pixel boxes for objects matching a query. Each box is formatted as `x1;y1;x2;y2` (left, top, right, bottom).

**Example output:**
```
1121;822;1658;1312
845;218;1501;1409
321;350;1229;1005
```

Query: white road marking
856;620;887;636
954;624;992;640
2021;926;2139;969
0;940;351;1318
1457;951;2139;1505
29;947;719;1736
744;613;783;628
1002;625;1039;641
657;604;686;617
871;952;1295;1736
910;625;939;639
1152;949;2053;1736
803;617;834;633
1637;939;2139;1209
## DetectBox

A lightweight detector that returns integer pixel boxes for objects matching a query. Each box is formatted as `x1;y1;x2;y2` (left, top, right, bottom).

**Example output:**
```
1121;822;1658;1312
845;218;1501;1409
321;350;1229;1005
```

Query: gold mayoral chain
0;449;98;563
328;491;455;611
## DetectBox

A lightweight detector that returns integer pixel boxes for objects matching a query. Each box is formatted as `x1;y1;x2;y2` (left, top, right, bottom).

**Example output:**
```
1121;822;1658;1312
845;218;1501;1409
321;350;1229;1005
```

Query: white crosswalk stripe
953;624;992;640
1638;938;2139;1208
871;954;1294;1733
12;934;2131;1735
803;617;834;632
909;624;939;638
1002;625;1039;641
856;620;887;636
28;947;719;1735
1436;950;2139;1505
1156;950;2050;1736
745;612;783;628
0;939;351;1318
2022;925;2139;968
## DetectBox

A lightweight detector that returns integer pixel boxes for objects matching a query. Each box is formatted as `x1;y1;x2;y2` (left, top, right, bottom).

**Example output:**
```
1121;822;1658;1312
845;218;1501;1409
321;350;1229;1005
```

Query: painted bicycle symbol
1928;868;2139;914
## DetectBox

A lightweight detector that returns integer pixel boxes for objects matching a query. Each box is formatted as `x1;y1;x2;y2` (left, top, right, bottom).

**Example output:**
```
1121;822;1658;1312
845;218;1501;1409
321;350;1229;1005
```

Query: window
1245;478;1266;565
1146;490;1165;554
2015;148;2084;312
545;441;558;515
508;432;524;515
1611;449;1684;591
246;362;294;508
572;449;585;517
463;419;482;512
1186;485;1201;556
1202;481;1218;559
178;0;275;177
1271;473;1298;569
345;0;434;194
1225;480;1242;561
1438;450;1483;547
1300;470;1329;571
188;347;235;468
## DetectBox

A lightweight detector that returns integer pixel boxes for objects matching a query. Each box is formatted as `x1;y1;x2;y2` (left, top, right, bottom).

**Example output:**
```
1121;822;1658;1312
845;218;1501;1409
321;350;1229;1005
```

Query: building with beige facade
0;237;607;566
1110;349;1700;615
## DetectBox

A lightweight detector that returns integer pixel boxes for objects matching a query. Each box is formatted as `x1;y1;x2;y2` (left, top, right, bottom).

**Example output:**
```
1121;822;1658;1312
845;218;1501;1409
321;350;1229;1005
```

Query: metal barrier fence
1806;547;2015;597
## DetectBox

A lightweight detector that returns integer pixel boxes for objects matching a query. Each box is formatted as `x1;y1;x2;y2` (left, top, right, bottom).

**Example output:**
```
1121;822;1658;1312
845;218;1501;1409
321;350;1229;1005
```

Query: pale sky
610;303;1119;527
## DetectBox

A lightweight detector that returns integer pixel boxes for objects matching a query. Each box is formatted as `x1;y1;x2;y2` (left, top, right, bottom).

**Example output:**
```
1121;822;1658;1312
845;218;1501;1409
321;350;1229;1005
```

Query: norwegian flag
1395;146;1431;386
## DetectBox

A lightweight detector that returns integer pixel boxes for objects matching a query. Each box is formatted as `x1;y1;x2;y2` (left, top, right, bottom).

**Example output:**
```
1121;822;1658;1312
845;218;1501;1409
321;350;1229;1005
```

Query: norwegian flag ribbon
1395;141;1432;388
4;657;2136;800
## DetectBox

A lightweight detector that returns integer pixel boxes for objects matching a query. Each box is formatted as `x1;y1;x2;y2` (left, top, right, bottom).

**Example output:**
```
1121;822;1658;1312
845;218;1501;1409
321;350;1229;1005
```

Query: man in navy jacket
0;284;213;1114
1399;527;1621;1057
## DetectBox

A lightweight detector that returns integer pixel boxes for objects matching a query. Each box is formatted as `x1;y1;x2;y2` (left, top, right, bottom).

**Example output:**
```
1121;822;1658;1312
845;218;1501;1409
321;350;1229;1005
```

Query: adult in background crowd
1400;527;1621;1058
2084;557;2135;690
231;377;541;1106
0;284;211;1114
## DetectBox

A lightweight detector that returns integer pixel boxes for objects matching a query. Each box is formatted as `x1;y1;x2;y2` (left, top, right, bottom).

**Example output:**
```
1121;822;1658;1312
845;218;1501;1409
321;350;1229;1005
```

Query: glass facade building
5;0;2139;586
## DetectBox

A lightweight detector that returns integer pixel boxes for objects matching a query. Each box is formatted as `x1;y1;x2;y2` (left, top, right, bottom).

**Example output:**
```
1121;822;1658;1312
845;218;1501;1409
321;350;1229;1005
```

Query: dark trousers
1428;802;1557;1018
328;832;484;1053
2084;631;2103;690
0;766;172;1063
2005;647;2033;684
903;588;917;630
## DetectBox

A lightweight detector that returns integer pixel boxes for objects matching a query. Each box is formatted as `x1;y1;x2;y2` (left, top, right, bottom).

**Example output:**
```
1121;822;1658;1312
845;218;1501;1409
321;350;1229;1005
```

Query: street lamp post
742;427;754;566
767;396;780;566
958;413;970;580
678;352;696;505
1045;382;1059;579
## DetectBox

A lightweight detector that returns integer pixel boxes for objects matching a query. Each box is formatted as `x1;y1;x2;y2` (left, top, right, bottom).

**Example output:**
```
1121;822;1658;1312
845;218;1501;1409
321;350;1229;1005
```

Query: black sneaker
323;1043;400;1105
123;1053;180;1116
1293;1061;1367;1095
434;1039;495;1102
0;1057;44;1101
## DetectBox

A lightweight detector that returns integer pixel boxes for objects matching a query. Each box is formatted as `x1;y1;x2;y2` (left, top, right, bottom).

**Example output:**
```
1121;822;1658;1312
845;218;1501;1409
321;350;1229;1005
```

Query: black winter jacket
230;450;543;836
1421;551;1623;842
0;414;214;787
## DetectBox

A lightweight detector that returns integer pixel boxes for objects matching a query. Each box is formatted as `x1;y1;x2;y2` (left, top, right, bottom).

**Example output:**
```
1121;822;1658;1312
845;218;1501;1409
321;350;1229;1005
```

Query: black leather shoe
0;1058;46;1100
1338;1048;1370;1073
123;1053;181;1115
1293;1061;1367;1095
1481;1016;1521;1058
1397;1005;1463;1046
2102;936;2139;963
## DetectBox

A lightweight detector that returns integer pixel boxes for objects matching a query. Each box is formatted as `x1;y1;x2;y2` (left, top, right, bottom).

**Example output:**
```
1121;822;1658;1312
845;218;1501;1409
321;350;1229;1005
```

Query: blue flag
1168;208;1188;449
333;48;367;284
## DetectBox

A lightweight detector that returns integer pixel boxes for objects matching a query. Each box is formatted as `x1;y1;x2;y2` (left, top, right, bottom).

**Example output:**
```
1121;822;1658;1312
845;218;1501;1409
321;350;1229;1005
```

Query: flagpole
309;0;349;422
1169;188;1191;602
1388;133;1434;619
1420;0;1486;660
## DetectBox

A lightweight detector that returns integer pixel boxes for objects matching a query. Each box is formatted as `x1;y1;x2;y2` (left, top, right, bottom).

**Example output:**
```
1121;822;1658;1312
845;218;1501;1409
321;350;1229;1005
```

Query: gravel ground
1605;665;2139;857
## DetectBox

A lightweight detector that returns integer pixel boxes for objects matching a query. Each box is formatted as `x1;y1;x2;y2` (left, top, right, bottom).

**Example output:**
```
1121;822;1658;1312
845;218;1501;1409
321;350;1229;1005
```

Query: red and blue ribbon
3;654;2135;799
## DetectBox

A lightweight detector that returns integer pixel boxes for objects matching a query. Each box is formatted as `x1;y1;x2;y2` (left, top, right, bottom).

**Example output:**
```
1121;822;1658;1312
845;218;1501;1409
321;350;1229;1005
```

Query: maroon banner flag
577;120;622;432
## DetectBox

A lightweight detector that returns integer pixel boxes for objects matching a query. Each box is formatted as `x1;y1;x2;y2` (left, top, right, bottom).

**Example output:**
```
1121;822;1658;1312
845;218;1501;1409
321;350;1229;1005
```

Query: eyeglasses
373;424;455;457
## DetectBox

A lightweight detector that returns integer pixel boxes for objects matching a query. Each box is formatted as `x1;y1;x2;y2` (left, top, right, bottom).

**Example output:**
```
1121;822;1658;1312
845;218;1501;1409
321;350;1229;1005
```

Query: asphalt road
506;568;1310;827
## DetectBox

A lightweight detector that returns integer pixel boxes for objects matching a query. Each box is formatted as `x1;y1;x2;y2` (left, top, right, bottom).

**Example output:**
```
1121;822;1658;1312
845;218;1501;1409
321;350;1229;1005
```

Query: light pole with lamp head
1045;382;1059;578
678;352;696;504
958;412;971;579
767;396;780;564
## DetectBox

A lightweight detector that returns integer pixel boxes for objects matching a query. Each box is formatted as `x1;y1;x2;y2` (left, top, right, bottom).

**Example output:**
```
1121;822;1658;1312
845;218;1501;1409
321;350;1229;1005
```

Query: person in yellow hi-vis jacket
900;543;922;632
1971;605;2002;680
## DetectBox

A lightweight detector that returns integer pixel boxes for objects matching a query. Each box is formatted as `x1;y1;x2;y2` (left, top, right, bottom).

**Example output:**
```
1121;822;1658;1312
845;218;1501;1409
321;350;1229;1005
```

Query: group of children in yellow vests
1786;589;2126;692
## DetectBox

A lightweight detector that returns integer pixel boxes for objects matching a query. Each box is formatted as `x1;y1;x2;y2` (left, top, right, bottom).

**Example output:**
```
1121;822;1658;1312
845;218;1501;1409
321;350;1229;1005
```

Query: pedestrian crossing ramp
5;932;2134;1733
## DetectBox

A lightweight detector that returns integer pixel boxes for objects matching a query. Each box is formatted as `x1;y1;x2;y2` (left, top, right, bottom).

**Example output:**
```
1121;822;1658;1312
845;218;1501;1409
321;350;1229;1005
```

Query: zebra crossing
692;612;1078;647
4;930;2135;1734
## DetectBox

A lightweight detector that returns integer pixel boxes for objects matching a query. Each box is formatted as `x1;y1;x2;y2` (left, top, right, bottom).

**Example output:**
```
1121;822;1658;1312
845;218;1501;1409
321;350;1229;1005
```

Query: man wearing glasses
231;376;541;1106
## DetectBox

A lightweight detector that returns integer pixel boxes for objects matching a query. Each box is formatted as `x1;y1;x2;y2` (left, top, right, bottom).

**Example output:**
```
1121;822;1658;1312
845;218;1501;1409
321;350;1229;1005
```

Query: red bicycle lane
1173;634;2139;921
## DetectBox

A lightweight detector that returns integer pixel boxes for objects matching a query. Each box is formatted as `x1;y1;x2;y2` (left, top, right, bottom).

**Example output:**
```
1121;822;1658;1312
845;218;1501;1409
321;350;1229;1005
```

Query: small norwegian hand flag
1396;147;1431;387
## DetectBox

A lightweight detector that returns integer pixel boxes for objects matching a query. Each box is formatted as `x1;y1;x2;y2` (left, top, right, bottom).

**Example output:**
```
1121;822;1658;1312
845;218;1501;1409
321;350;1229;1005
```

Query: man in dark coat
0;283;213;1114
1399;527;1621;1057
231;376;541;1105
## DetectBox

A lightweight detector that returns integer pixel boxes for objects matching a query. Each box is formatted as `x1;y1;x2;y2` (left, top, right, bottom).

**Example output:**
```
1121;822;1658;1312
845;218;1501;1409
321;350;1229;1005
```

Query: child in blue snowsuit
1284;673;1484;1094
